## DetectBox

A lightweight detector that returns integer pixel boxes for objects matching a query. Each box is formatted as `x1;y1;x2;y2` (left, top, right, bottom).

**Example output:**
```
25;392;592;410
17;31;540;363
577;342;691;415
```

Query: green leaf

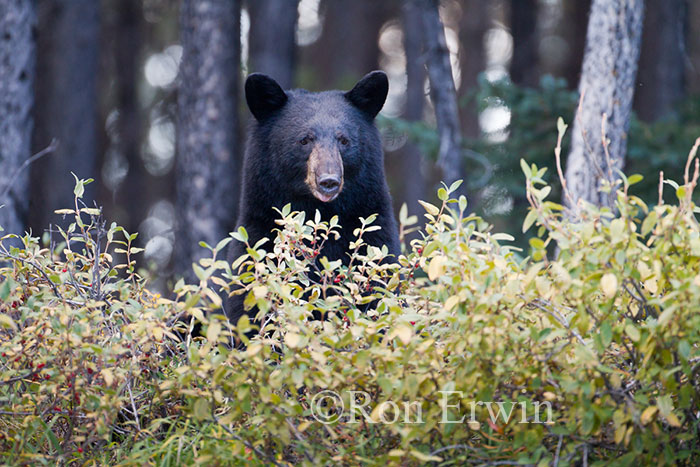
522;209;538;233
232;226;248;243
600;322;612;348
520;159;531;178
627;174;643;185
418;200;440;216
72;172;84;197
641;211;658;236
458;195;467;212
625;323;640;342
193;398;210;420
529;237;545;250
556;116;568;136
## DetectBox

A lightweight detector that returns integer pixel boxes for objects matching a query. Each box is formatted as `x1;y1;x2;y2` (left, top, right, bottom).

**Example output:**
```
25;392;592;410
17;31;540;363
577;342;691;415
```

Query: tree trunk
304;0;390;89
114;0;148;236
247;0;298;89
634;0;686;122
176;0;240;280
418;0;463;188
399;0;426;216
564;0;644;212
510;0;539;87
29;0;100;231
688;1;700;95
459;0;487;138
0;0;35;235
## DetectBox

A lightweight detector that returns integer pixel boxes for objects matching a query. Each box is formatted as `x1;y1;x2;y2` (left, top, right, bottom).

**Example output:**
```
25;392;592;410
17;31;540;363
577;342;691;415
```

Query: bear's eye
299;135;312;146
338;135;349;146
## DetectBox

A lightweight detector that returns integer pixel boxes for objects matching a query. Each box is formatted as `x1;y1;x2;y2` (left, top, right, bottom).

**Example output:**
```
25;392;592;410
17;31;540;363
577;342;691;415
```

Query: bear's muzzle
306;144;344;202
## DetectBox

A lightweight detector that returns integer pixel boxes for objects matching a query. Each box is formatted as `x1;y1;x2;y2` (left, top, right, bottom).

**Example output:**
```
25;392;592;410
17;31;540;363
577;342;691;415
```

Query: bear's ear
245;73;288;121
344;71;389;119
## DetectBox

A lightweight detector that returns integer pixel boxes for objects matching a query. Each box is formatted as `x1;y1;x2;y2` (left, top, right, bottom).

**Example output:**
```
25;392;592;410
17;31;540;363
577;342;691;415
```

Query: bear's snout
306;145;344;203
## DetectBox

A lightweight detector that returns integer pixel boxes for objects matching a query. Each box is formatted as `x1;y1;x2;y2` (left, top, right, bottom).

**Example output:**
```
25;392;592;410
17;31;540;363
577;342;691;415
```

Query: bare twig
554;120;574;208
127;381;142;432
0;139;58;200
683;137;700;186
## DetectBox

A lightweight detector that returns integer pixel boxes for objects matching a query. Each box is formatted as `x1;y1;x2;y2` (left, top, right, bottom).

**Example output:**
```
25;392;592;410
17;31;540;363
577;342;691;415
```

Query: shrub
2;143;700;464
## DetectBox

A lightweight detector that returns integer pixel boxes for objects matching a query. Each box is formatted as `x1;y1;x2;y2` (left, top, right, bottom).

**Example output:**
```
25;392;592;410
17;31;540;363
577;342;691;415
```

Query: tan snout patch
305;144;344;202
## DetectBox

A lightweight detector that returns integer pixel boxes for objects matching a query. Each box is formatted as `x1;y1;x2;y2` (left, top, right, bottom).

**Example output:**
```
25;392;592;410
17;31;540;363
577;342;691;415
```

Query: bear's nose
317;175;341;194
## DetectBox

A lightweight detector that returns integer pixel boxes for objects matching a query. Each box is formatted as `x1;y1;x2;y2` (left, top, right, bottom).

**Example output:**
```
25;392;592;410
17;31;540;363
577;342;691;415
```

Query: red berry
86;368;93;375
44;374;50;380
333;277;341;284
77;448;83;453
62;268;67;273
417;248;423;254
410;321;416;326
36;363;45;369
1;353;5;357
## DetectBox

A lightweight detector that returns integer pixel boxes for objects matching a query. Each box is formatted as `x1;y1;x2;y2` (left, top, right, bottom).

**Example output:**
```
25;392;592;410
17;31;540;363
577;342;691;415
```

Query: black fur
227;71;399;327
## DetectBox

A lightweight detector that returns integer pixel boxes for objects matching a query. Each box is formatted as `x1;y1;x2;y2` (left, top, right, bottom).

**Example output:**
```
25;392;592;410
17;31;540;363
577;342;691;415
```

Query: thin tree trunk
688;1;700;95
400;0;426;215
0;0;35;235
418;0;463;187
564;0;644;212
634;0;686;122
459;0;487;138
176;0;240;280
305;0;390;89
247;0;298;89
510;0;538;87
115;0;147;236
29;0;100;231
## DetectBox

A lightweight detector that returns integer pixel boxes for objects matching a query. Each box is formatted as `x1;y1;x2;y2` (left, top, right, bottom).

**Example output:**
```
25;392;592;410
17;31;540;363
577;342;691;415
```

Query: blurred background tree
0;0;698;286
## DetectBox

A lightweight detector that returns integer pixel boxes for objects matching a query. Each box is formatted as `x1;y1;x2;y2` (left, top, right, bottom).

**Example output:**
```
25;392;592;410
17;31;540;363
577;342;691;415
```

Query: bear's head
244;71;389;203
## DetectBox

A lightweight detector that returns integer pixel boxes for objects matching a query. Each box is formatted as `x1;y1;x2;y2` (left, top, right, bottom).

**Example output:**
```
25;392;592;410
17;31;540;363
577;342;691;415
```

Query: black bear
227;71;399;327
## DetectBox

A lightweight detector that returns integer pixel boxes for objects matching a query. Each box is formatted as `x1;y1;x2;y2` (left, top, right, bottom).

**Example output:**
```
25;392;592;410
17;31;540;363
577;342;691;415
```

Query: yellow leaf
285;332;301;348
601;273;618;298
152;327;163;341
391;324;413;345
0;313;17;330
640;406;657;425
410;450;442;462
444;295;460;311
644;278;658;295
207;321;221;343
666;413;681;427
246;343;262;357
614;424;626;444
253;286;268;299
428;255;447;281
101;368;114;386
